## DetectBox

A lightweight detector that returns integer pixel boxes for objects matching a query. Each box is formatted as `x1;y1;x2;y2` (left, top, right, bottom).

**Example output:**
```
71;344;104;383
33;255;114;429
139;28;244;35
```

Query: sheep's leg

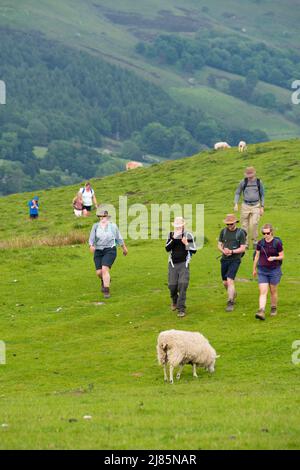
163;364;168;382
193;364;198;378
169;365;174;384
176;365;183;380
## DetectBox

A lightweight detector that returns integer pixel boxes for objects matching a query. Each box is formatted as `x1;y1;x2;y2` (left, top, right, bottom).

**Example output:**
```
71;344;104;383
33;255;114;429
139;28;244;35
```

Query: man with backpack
80;181;98;216
234;167;265;249
218;214;246;312
165;217;197;318
253;223;284;320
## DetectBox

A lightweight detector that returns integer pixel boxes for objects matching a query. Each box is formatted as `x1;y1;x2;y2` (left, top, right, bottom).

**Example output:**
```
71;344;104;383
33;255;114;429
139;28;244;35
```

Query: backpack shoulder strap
273;237;282;251
236;228;245;244
243;177;248;191
257;178;262;199
220;227;227;241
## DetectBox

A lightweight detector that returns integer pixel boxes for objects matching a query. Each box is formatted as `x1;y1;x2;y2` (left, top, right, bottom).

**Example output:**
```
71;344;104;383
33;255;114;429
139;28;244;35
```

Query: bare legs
223;278;236;301
96;265;110;288
270;284;278;308
259;283;269;310
259;283;278;310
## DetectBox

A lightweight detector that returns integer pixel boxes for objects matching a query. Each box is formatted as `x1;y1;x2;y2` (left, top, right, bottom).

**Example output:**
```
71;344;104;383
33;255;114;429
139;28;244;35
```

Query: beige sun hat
245;166;256;177
96;205;110;217
172;216;185;228
223;214;239;224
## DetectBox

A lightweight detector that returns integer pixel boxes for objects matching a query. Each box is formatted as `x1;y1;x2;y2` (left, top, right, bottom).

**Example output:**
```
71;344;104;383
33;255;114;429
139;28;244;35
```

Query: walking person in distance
234;166;265;249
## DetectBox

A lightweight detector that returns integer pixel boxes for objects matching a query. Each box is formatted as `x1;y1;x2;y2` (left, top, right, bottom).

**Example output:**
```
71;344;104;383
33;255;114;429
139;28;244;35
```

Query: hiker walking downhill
165;217;197;318
234;166;265;249
89;206;128;299
253;223;284;320
218;214;246;312
72;191;84;217
80;181;98;216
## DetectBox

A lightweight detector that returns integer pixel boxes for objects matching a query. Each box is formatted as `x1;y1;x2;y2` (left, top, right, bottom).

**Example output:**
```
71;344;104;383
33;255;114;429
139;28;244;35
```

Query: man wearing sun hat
234;166;265;249
165;216;197;318
218;214;246;312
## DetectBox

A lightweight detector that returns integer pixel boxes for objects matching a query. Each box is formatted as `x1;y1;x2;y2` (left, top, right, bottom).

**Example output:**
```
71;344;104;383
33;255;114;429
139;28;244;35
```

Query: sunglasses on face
226;223;235;226
263;231;271;235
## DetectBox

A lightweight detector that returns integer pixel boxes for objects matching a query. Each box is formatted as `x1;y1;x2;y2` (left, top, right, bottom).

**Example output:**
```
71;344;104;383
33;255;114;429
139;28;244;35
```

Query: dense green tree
122;141;143;161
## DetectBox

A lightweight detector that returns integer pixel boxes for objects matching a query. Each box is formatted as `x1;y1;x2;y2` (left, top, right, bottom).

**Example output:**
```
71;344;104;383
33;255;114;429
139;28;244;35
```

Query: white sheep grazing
214;141;231;150
238;141;247;152
157;329;219;384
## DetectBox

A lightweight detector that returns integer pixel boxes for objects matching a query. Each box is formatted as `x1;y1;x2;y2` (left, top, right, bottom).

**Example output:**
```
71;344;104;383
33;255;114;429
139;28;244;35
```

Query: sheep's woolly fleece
157;329;217;369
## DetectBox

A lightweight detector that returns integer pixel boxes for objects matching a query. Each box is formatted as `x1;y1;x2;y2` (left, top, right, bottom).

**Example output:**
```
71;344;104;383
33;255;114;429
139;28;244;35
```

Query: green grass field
0;139;300;449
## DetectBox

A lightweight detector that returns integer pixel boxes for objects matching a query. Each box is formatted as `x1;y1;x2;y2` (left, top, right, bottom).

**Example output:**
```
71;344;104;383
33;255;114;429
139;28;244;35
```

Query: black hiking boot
103;287;110;299
177;311;186;318
270;306;277;317
225;300;234;312
255;308;265;320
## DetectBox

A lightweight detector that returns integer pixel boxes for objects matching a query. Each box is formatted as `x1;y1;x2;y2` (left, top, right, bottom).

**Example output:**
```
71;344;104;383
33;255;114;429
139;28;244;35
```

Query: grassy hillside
1;0;300;141
169;86;300;141
0;140;300;449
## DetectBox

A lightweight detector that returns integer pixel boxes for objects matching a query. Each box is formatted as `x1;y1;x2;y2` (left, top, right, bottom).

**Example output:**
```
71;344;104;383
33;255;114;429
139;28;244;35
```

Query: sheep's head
207;354;220;373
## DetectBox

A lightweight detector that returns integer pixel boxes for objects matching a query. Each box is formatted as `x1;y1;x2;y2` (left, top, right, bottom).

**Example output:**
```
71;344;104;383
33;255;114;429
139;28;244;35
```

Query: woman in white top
80;181;98;216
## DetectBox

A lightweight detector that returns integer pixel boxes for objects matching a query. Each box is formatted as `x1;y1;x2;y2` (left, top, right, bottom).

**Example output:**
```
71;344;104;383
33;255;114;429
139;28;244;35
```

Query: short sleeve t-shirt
219;228;246;260
80;187;94;206
257;238;283;269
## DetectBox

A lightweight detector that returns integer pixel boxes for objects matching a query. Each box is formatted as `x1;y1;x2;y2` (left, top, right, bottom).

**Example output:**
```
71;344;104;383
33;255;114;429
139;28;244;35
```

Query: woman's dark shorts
83;205;92;211
221;258;241;281
258;266;282;285
94;247;117;270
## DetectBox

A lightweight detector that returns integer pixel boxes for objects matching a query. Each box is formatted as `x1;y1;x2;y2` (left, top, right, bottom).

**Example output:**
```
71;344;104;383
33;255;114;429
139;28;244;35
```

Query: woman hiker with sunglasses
89;206;128;299
253;224;284;320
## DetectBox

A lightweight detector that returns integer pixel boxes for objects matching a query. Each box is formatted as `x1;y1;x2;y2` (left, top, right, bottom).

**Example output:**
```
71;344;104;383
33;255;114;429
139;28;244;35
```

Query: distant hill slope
1;139;299;243
1;0;300;140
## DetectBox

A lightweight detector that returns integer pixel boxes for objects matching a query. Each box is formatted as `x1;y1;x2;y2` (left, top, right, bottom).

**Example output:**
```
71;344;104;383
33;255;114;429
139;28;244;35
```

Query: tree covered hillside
0;28;268;195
